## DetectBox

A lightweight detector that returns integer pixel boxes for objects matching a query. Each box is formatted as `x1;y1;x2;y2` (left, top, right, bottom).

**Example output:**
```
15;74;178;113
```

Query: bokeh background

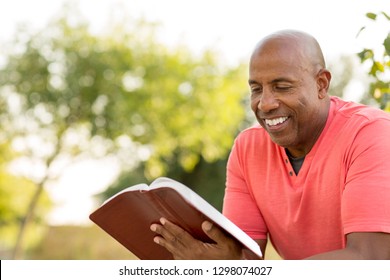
0;0;389;259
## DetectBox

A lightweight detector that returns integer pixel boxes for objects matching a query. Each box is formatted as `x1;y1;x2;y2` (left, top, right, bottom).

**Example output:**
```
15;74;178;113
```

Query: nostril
259;99;280;113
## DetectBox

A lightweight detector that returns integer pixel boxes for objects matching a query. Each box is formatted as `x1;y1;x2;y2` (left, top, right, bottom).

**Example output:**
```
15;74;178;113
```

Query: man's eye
275;85;291;91
251;87;262;94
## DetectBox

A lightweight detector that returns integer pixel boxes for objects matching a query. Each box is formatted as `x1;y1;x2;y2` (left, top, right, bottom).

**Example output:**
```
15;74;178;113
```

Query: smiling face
249;31;331;158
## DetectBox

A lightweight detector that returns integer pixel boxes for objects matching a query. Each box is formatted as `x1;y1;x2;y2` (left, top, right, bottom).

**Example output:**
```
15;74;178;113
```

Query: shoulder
236;124;264;138
330;96;390;132
331;96;390;121
327;98;390;170
234;124;270;148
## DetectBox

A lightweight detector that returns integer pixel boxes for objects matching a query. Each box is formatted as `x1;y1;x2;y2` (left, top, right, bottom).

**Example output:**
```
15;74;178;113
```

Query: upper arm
223;134;268;240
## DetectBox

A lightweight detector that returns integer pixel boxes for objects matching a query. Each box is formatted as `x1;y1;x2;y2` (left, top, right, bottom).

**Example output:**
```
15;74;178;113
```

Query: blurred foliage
357;11;390;111
0;6;247;179
0;172;51;258
0;4;247;258
0;140;51;259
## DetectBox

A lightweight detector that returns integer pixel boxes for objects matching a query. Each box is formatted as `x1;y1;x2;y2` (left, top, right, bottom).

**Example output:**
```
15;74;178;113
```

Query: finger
159;217;195;243
201;221;230;244
202;221;243;258
150;218;191;255
150;222;180;246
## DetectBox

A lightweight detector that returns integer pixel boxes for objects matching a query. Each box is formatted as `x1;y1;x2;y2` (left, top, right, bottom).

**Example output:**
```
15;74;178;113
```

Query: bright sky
1;0;389;225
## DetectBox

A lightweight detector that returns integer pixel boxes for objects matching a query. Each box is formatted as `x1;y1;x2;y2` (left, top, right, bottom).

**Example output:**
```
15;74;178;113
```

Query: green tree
0;6;247;258
0;137;51;258
0;170;51;258
357;11;390;111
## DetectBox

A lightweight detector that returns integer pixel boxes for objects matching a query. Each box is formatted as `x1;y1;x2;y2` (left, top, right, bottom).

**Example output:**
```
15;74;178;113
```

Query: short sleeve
223;135;268;240
342;118;390;234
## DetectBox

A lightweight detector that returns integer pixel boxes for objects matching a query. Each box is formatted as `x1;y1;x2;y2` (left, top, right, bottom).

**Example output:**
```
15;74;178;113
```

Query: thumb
202;221;245;259
202;221;228;243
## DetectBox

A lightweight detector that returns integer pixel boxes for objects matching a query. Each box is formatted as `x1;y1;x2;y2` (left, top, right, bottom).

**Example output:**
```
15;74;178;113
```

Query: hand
150;217;245;260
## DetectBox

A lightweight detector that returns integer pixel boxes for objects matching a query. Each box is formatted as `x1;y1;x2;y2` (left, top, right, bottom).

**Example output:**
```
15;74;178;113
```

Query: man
150;30;390;259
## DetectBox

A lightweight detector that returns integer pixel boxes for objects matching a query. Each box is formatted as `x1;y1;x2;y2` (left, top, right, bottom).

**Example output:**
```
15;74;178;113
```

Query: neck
287;98;330;158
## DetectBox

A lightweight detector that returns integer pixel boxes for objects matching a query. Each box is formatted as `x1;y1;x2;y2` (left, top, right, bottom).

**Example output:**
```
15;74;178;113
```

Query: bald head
251;30;326;72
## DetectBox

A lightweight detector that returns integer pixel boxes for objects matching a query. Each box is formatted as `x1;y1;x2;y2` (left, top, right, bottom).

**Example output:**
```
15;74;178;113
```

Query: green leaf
375;61;385;72
381;11;390;21
384;33;390;56
357;48;374;62
366;12;377;20
369;61;385;76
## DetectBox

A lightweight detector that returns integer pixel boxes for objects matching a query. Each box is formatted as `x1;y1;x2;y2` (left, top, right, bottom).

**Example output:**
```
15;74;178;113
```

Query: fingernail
203;221;213;231
160;217;166;225
153;236;159;244
150;224;156;232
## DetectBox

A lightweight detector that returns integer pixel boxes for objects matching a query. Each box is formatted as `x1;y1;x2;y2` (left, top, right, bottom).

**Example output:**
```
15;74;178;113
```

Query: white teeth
265;117;288;126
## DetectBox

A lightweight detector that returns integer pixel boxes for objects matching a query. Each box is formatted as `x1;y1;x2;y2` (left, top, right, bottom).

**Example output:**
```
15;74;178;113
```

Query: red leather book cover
89;178;262;260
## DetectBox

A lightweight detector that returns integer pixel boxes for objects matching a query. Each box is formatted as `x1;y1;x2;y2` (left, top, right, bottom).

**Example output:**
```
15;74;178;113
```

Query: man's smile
264;116;289;127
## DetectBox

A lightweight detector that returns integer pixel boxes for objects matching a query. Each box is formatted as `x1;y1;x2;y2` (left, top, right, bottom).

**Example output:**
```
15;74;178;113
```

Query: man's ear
317;69;332;99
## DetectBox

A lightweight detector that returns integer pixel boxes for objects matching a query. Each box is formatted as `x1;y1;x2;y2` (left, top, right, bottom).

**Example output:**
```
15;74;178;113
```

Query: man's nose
258;90;279;113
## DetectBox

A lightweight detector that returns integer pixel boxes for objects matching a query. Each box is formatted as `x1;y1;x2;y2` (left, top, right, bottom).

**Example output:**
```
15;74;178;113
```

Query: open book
89;177;262;260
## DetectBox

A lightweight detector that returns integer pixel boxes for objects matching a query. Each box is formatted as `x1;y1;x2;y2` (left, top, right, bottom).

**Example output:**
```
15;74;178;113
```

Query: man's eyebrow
270;78;293;84
248;78;293;85
248;79;258;85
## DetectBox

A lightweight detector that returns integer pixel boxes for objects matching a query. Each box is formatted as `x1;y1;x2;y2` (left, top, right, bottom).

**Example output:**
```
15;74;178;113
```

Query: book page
101;183;149;205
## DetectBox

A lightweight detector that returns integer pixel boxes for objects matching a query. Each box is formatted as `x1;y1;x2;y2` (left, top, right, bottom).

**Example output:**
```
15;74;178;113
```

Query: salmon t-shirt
223;96;390;259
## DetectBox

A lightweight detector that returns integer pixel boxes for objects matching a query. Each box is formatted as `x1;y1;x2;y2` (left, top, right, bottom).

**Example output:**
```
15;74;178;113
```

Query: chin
269;136;296;149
